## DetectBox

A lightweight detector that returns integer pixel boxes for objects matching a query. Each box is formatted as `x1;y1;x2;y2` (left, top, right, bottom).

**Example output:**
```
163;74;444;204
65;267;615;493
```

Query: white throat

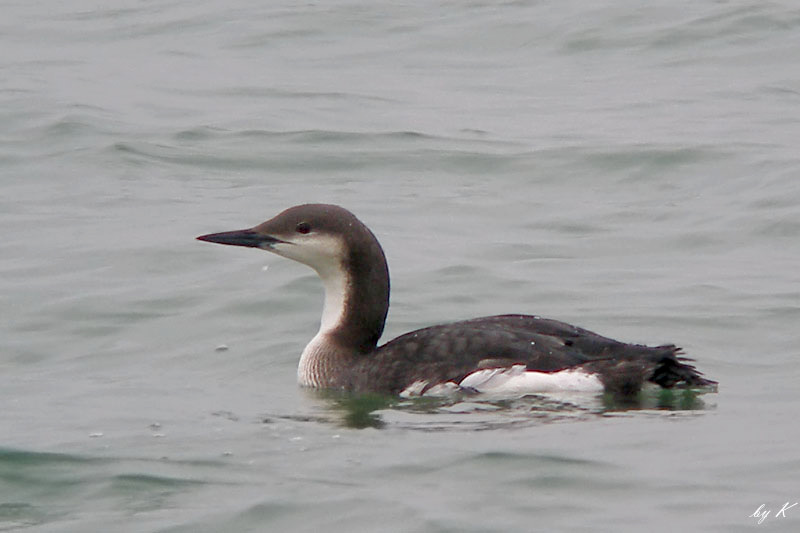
297;261;351;387
317;264;349;335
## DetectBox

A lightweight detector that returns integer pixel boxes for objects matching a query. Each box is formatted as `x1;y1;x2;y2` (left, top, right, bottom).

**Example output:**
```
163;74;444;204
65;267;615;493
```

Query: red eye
296;222;311;234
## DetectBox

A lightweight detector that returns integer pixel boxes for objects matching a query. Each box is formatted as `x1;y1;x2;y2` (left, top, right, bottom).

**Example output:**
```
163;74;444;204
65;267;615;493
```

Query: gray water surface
2;1;800;531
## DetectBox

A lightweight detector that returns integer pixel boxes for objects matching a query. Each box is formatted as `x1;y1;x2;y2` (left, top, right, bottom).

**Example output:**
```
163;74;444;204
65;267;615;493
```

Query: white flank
399;380;428;398
423;382;461;396
399;366;603;398
459;365;603;395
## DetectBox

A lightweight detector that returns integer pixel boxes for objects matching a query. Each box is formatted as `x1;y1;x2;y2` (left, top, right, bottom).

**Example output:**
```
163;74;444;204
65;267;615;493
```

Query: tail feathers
582;345;717;397
651;346;718;391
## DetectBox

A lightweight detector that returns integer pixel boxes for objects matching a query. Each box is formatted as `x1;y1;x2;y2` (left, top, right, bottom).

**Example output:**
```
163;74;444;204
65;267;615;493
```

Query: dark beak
196;228;284;249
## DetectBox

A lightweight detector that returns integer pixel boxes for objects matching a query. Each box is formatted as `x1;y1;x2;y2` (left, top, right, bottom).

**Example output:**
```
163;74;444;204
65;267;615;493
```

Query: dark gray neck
331;226;390;355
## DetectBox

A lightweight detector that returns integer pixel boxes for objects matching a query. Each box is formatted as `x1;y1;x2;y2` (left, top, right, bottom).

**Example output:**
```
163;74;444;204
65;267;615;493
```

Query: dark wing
350;314;715;394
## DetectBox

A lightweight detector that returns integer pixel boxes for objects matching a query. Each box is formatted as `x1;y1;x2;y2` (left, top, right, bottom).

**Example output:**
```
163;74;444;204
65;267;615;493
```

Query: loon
197;204;717;398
